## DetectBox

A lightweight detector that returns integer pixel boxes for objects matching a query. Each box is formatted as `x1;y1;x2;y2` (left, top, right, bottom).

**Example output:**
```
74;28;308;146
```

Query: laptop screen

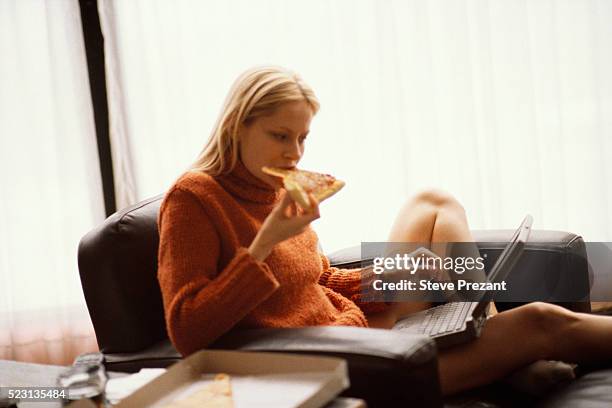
471;215;533;316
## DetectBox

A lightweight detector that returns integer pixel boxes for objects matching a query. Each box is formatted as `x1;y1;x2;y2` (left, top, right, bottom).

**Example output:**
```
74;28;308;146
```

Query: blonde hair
191;66;320;175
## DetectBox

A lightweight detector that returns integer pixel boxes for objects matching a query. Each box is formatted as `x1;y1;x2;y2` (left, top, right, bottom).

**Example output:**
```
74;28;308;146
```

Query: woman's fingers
412;247;441;260
291;201;300;217
259;191;323;249
278;192;292;208
306;193;320;217
294;193;319;223
274;191;320;232
275;192;293;217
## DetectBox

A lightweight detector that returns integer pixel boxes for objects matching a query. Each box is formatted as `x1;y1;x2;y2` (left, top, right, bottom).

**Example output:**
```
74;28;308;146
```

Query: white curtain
100;0;612;253
0;0;103;364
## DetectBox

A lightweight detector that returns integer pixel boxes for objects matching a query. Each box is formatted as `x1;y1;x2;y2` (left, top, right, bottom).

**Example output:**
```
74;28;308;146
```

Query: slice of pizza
163;374;233;408
262;166;345;210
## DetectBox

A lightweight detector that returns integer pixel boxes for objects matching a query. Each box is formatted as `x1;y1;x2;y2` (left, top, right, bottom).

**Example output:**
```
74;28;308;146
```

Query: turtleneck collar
216;159;282;205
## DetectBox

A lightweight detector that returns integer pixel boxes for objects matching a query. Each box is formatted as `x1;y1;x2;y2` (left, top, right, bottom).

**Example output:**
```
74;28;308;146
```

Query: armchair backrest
78;195;166;353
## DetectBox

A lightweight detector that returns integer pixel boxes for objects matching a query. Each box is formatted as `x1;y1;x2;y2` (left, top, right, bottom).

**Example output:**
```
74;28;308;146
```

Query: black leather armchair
78;195;603;407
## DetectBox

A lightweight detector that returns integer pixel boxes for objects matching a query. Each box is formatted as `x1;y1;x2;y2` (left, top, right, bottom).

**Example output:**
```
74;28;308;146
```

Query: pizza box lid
113;350;350;408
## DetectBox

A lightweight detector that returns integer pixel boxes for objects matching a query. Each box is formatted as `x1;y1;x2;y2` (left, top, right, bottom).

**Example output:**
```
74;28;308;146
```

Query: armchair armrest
327;229;591;313
214;326;441;408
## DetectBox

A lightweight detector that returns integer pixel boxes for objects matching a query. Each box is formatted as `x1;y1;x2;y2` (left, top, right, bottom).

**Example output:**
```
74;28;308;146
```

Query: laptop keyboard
419;302;473;336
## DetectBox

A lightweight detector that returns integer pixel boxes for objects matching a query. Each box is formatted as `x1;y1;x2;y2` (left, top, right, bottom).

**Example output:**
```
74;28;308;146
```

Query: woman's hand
383;247;449;282
248;192;320;261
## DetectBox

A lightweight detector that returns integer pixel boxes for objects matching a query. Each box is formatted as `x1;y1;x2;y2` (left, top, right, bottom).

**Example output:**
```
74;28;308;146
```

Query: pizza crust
313;179;345;202
260;167;293;178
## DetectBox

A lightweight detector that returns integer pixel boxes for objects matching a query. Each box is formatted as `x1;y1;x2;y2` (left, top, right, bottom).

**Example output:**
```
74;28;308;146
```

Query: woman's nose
284;140;302;160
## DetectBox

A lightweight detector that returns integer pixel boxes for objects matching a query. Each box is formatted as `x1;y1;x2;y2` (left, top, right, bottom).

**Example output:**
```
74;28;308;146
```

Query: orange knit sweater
157;160;385;356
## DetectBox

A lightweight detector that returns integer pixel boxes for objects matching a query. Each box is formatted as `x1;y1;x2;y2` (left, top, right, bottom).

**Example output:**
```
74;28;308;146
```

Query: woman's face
239;100;314;188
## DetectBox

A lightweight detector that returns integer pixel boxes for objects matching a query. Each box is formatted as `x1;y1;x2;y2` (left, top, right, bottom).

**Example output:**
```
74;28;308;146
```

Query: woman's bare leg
367;189;478;324
387;189;473;254
365;190;612;394
439;302;612;395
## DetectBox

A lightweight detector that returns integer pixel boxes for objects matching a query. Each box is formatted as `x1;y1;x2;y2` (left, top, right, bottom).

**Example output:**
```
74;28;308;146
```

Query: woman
158;66;612;395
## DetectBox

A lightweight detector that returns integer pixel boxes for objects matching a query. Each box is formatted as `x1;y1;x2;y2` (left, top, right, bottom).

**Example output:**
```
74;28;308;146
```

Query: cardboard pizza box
114;350;350;408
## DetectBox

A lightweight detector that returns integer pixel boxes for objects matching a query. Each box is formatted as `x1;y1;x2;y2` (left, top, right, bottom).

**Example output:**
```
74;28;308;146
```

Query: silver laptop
392;215;533;349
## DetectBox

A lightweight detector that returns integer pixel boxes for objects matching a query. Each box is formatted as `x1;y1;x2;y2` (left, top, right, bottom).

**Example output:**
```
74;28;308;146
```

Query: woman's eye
272;133;287;141
299;136;307;144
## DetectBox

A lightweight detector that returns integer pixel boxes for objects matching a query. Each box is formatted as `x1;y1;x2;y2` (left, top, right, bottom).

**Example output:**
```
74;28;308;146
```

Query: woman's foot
502;360;576;396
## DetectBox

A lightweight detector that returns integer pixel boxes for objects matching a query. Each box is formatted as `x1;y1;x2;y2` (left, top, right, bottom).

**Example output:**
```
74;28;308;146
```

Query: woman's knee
517;302;580;348
410;188;464;213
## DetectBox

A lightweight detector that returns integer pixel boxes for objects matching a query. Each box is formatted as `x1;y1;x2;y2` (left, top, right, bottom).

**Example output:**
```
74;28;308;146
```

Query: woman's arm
158;187;279;356
317;254;390;314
